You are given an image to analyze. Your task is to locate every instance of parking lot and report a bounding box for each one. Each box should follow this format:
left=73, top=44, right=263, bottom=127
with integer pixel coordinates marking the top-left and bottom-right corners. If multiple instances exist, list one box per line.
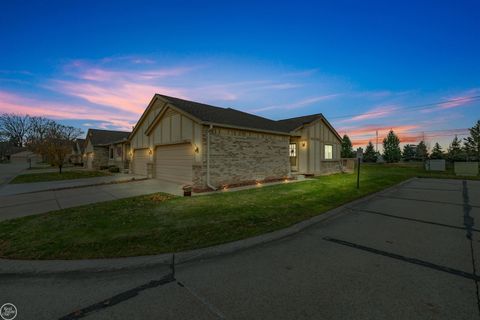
left=1, top=178, right=479, bottom=319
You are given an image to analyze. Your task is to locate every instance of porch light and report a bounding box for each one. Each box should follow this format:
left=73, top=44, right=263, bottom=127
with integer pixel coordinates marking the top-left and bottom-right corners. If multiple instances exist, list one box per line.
left=193, top=145, right=199, bottom=153
left=148, top=148, right=153, bottom=155
left=301, top=141, right=307, bottom=148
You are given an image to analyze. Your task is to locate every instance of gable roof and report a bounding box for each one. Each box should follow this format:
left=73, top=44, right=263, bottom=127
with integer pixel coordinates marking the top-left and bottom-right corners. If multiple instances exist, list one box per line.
left=132, top=93, right=341, bottom=139
left=86, top=129, right=130, bottom=146
left=156, top=94, right=286, bottom=134
left=275, top=114, right=324, bottom=132
left=276, top=113, right=342, bottom=141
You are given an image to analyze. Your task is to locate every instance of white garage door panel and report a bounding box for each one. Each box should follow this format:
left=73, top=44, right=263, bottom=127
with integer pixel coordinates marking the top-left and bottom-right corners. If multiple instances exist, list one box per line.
left=155, top=144, right=193, bottom=184
left=133, top=149, right=149, bottom=176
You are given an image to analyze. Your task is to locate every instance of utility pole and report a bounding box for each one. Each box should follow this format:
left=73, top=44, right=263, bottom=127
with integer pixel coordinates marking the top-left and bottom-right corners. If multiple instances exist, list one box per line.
left=376, top=130, right=378, bottom=152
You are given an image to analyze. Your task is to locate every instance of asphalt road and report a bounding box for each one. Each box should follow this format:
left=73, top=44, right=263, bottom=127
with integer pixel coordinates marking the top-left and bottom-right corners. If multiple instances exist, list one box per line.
left=1, top=178, right=479, bottom=319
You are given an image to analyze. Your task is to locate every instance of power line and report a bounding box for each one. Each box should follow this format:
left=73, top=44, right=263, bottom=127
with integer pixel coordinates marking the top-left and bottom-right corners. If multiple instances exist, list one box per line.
left=329, top=95, right=480, bottom=120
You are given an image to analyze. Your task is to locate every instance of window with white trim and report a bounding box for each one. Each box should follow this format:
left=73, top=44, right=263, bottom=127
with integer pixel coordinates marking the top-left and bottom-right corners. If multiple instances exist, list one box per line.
left=324, top=144, right=333, bottom=160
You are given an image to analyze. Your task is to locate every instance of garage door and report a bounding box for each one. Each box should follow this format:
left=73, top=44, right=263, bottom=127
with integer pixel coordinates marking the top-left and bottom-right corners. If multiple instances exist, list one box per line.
left=155, top=144, right=193, bottom=184
left=133, top=149, right=149, bottom=176
left=86, top=153, right=93, bottom=169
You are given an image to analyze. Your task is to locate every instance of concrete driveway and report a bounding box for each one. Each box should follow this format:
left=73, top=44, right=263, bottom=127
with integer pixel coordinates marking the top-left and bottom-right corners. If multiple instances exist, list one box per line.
left=1, top=178, right=479, bottom=319
left=0, top=162, right=27, bottom=186
left=0, top=179, right=183, bottom=221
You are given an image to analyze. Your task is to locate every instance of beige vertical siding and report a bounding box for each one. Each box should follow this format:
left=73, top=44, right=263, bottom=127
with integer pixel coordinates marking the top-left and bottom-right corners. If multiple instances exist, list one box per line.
left=293, top=119, right=342, bottom=174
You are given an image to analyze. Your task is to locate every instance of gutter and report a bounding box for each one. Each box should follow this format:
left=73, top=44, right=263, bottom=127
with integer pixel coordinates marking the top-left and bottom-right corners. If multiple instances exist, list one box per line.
left=206, top=125, right=217, bottom=190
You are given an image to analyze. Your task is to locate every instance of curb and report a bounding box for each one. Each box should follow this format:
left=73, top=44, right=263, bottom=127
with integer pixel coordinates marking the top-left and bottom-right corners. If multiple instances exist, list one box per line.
left=0, top=178, right=417, bottom=275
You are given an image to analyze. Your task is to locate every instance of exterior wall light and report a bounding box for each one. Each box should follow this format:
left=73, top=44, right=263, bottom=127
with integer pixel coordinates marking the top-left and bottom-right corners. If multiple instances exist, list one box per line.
left=194, top=145, right=199, bottom=153
left=301, top=141, right=307, bottom=148
left=148, top=148, right=153, bottom=155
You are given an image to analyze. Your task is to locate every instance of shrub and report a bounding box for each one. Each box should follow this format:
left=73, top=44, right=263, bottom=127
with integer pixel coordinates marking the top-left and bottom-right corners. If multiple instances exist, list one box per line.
left=108, top=166, right=120, bottom=173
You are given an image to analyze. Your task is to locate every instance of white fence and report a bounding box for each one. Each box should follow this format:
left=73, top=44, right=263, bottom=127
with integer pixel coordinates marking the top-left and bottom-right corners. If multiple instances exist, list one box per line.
left=425, top=159, right=446, bottom=171
left=454, top=162, right=479, bottom=176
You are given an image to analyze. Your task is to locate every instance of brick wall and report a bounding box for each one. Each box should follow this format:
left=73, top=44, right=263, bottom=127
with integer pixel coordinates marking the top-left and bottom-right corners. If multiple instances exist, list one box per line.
left=92, top=147, right=109, bottom=169
left=193, top=127, right=290, bottom=189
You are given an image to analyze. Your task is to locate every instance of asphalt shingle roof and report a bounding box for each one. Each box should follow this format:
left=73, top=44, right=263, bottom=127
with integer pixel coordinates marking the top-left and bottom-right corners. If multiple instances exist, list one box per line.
left=154, top=94, right=338, bottom=139
left=275, top=114, right=324, bottom=132
left=156, top=94, right=286, bottom=133
left=87, top=129, right=130, bottom=146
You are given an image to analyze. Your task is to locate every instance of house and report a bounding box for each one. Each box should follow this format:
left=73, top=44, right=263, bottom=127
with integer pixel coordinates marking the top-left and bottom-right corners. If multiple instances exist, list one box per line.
left=69, top=138, right=85, bottom=165
left=129, top=94, right=342, bottom=190
left=10, top=150, right=42, bottom=164
left=84, top=129, right=131, bottom=170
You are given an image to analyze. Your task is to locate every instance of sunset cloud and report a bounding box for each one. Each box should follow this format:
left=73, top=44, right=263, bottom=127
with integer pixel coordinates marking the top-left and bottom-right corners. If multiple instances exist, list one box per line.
left=0, top=91, right=136, bottom=131
left=338, top=105, right=398, bottom=123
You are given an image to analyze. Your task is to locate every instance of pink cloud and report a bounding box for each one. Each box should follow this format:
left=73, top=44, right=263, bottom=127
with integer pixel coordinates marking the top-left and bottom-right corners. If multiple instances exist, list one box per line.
left=0, top=91, right=136, bottom=131
left=51, top=80, right=184, bottom=114
left=339, top=105, right=398, bottom=123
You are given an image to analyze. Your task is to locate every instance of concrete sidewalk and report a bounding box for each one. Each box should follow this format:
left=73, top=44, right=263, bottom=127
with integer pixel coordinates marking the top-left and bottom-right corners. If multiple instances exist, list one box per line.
left=0, top=179, right=183, bottom=221
left=0, top=173, right=145, bottom=196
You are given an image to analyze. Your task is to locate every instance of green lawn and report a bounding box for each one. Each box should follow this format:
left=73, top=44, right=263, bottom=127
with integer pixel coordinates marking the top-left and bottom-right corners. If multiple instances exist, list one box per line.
left=10, top=170, right=110, bottom=184
left=0, top=164, right=477, bottom=259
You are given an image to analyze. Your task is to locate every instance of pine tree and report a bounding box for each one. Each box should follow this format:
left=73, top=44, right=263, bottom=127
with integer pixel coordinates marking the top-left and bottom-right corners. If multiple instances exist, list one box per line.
left=430, top=142, right=444, bottom=159
left=382, top=130, right=401, bottom=163
left=464, top=120, right=480, bottom=161
left=402, top=144, right=415, bottom=161
left=341, top=134, right=354, bottom=158
left=363, top=141, right=377, bottom=162
left=447, top=135, right=464, bottom=162
left=416, top=141, right=429, bottom=161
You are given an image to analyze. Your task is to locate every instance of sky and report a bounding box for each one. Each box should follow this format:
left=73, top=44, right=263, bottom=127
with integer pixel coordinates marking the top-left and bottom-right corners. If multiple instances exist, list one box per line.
left=1, top=0, right=479, bottom=150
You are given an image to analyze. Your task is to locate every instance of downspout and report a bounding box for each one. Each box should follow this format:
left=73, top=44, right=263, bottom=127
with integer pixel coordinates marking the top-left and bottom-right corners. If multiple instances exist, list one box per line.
left=206, top=124, right=217, bottom=190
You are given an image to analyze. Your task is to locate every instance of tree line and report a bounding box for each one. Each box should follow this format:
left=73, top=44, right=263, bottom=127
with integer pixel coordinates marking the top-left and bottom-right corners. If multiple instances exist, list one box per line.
left=0, top=113, right=83, bottom=172
left=341, top=120, right=480, bottom=163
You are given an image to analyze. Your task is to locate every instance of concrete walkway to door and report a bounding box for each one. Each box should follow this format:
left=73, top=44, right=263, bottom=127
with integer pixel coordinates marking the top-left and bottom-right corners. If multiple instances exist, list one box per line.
left=0, top=179, right=183, bottom=221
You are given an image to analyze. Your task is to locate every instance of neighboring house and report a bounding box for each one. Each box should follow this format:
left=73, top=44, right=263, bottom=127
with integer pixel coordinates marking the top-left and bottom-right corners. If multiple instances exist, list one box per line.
left=10, top=150, right=42, bottom=164
left=69, top=138, right=85, bottom=165
left=84, top=129, right=131, bottom=170
left=129, top=94, right=342, bottom=190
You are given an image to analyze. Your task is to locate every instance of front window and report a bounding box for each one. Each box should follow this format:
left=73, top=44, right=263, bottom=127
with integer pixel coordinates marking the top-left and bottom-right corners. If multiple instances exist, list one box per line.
left=116, top=146, right=122, bottom=157
left=109, top=147, right=114, bottom=159
left=324, top=144, right=333, bottom=160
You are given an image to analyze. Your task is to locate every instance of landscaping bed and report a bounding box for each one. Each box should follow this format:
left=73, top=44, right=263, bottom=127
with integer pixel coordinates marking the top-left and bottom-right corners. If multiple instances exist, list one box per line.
left=0, top=164, right=478, bottom=259
left=10, top=170, right=110, bottom=184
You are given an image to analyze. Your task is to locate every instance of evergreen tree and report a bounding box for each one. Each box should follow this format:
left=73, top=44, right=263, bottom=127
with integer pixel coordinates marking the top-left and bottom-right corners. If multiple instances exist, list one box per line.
left=464, top=120, right=480, bottom=161
left=341, top=134, right=354, bottom=158
left=382, top=130, right=401, bottom=163
left=363, top=141, right=377, bottom=162
left=447, top=135, right=464, bottom=162
left=430, top=142, right=444, bottom=159
left=416, top=141, right=429, bottom=161
left=402, top=144, right=415, bottom=161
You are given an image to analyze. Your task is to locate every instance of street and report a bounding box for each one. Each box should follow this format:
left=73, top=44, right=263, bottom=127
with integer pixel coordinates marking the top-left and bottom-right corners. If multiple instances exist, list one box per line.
left=1, top=178, right=479, bottom=319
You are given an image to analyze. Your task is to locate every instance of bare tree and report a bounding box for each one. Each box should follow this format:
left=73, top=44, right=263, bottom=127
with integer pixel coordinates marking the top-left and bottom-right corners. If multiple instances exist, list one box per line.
left=38, top=123, right=83, bottom=173
left=25, top=116, right=54, bottom=161
left=0, top=113, right=31, bottom=147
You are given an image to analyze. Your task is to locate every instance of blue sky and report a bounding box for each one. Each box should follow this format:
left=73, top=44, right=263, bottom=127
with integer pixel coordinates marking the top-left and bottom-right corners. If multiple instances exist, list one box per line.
left=1, top=0, right=479, bottom=148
